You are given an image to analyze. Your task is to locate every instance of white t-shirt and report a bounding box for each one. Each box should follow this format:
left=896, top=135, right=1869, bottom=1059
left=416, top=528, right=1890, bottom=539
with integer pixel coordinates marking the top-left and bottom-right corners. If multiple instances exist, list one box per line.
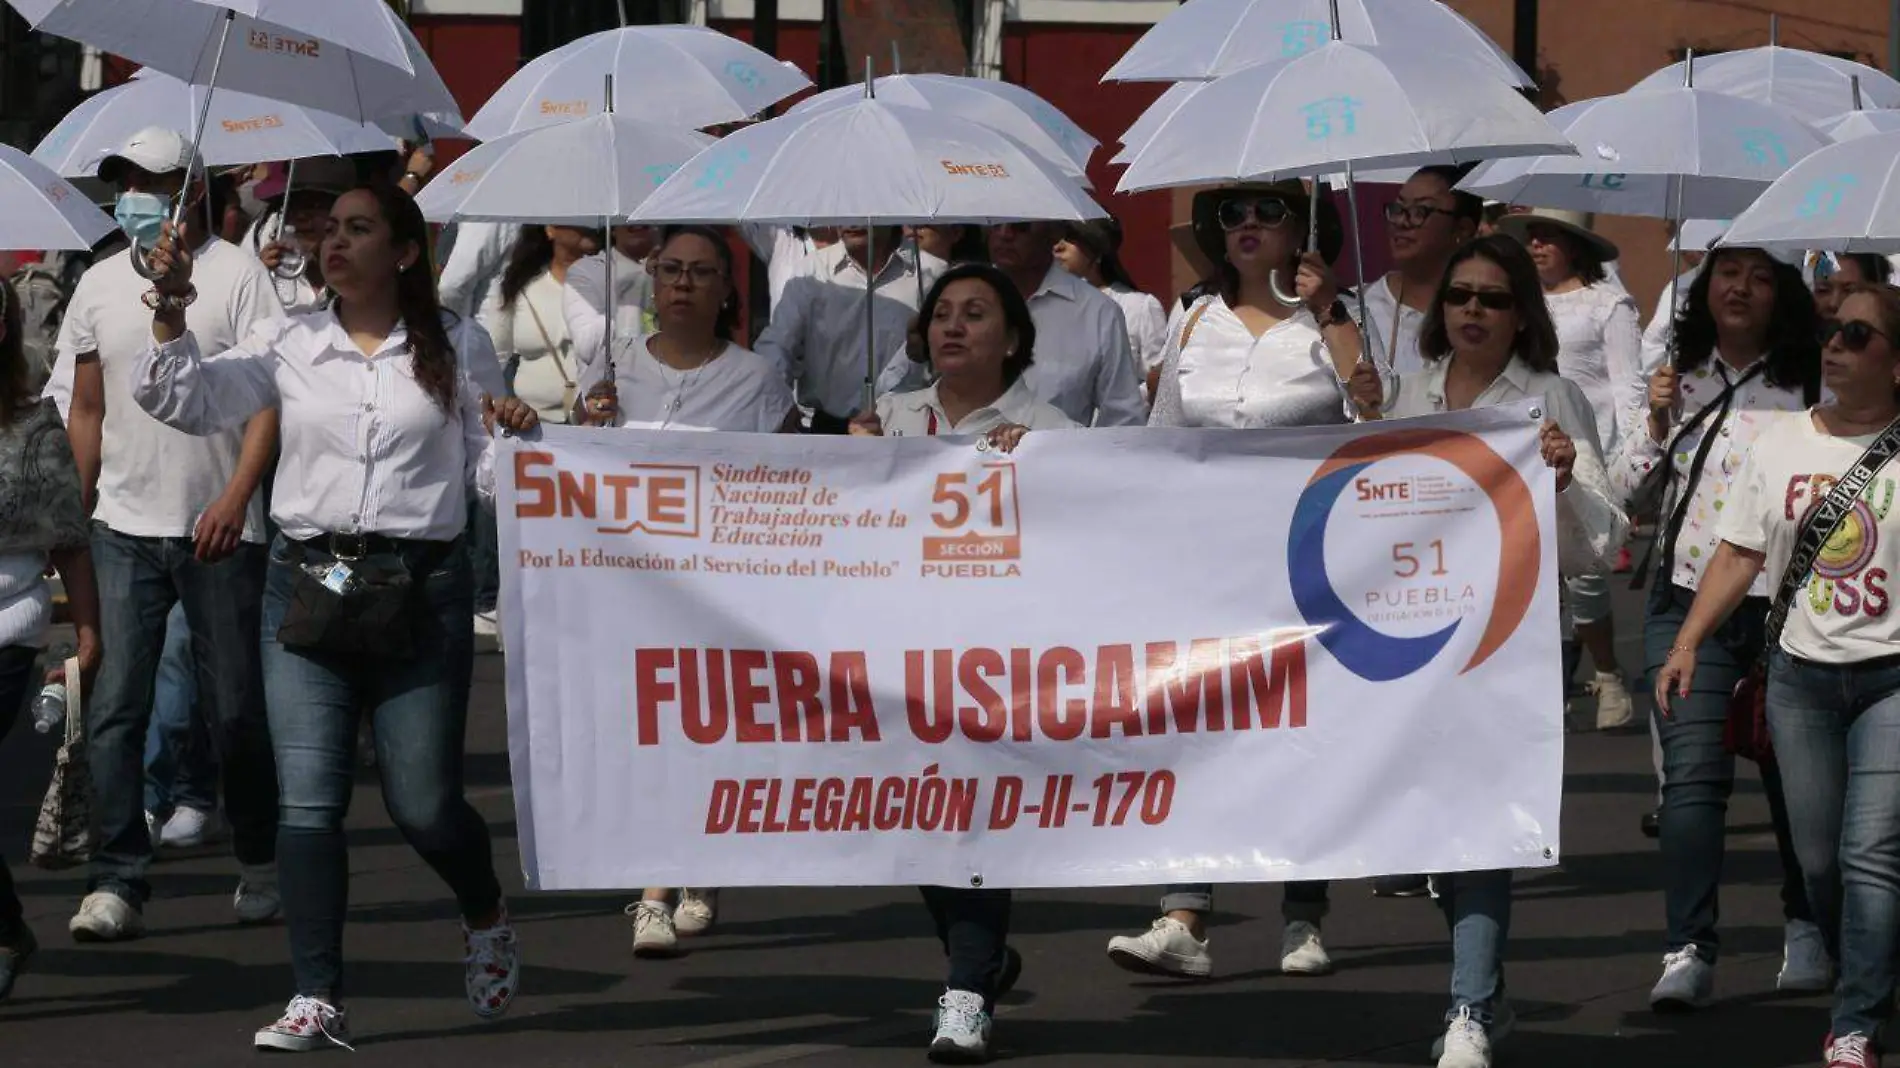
left=483, top=271, right=577, bottom=424
left=581, top=333, right=794, bottom=434
left=53, top=239, right=283, bottom=542
left=1717, top=409, right=1900, bottom=663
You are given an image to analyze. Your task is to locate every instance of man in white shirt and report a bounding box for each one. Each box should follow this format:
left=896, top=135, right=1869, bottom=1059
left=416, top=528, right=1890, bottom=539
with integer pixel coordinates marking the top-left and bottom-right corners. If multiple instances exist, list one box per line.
left=754, top=226, right=936, bottom=433
left=563, top=225, right=657, bottom=387
left=984, top=223, right=1145, bottom=427
left=1359, top=167, right=1481, bottom=376
left=58, top=127, right=286, bottom=941
left=436, top=218, right=518, bottom=319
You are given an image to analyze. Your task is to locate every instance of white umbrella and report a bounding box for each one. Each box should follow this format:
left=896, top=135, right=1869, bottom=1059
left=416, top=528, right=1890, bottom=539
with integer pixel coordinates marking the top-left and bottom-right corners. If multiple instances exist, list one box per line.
left=415, top=113, right=713, bottom=226
left=0, top=143, right=117, bottom=251
left=34, top=69, right=413, bottom=178
left=466, top=25, right=811, bottom=139
left=630, top=98, right=1106, bottom=227
left=1819, top=107, right=1900, bottom=142
left=1458, top=86, right=1829, bottom=220
left=7, top=1, right=459, bottom=126
left=785, top=73, right=1097, bottom=178
left=1115, top=43, right=1571, bottom=194
left=1103, top=0, right=1530, bottom=88
left=1631, top=45, right=1900, bottom=124
left=1110, top=82, right=1198, bottom=166
left=1719, top=131, right=1900, bottom=254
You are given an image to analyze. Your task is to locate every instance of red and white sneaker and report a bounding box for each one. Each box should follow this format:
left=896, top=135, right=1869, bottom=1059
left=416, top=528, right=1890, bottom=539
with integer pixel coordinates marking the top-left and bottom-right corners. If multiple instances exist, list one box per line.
left=1827, top=1033, right=1880, bottom=1068
left=463, top=909, right=520, bottom=1019
left=254, top=995, right=352, bottom=1052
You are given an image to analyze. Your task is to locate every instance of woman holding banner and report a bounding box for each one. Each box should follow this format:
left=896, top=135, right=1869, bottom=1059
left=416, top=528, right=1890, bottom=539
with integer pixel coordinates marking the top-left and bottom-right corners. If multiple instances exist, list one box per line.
left=133, top=186, right=535, bottom=1052
left=1111, top=179, right=1359, bottom=984
left=1349, top=233, right=1626, bottom=1068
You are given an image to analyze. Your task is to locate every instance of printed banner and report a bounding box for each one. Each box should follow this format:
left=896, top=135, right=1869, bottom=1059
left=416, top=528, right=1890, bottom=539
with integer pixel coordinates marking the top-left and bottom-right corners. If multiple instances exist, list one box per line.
left=498, top=406, right=1565, bottom=891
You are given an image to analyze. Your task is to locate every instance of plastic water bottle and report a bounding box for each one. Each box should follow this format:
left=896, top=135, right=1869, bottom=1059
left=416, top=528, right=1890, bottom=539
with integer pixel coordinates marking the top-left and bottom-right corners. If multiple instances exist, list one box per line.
left=30, top=683, right=65, bottom=735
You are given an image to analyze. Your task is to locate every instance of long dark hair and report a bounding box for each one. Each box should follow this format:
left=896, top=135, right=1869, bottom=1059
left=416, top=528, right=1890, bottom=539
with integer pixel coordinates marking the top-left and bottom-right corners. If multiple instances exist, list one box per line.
left=917, top=262, right=1037, bottom=386
left=342, top=184, right=457, bottom=412
left=0, top=278, right=26, bottom=427
left=657, top=224, right=739, bottom=341
left=497, top=225, right=554, bottom=310
left=1419, top=234, right=1561, bottom=374
left=1669, top=247, right=1820, bottom=392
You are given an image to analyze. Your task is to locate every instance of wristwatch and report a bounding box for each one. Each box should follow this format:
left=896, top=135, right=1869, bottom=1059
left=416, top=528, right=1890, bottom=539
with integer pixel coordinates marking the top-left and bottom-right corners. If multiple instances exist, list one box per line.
left=1318, top=298, right=1351, bottom=327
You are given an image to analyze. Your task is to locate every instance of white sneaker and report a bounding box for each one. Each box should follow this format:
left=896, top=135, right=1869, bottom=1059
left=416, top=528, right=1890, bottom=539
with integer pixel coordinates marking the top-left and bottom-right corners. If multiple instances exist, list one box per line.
left=234, top=863, right=281, bottom=925
left=674, top=888, right=718, bottom=937
left=473, top=611, right=499, bottom=637
left=928, top=988, right=992, bottom=1064
left=1435, top=1007, right=1492, bottom=1068
left=1592, top=671, right=1636, bottom=730
left=1106, top=916, right=1212, bottom=978
left=1777, top=919, right=1835, bottom=993
left=628, top=900, right=681, bottom=958
left=463, top=908, right=520, bottom=1019
left=254, top=995, right=353, bottom=1052
left=1280, top=920, right=1333, bottom=976
left=1649, top=947, right=1715, bottom=1010
left=1433, top=1001, right=1514, bottom=1059
left=69, top=891, right=144, bottom=942
left=158, top=805, right=224, bottom=854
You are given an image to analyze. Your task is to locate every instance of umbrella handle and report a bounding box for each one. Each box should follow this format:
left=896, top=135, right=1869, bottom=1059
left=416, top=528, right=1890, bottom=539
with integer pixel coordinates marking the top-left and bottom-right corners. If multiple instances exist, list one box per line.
left=1269, top=267, right=1303, bottom=308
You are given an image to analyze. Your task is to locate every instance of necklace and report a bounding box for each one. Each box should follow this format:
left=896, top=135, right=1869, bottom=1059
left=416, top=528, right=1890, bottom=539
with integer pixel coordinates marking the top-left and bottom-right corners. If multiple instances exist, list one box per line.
left=649, top=336, right=721, bottom=428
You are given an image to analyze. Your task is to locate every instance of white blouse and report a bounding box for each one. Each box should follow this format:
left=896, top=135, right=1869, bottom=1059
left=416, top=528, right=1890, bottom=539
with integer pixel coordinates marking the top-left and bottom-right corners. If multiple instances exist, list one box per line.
left=1149, top=295, right=1349, bottom=429
left=483, top=271, right=577, bottom=424
left=875, top=377, right=1077, bottom=437
left=1385, top=355, right=1628, bottom=577
left=580, top=333, right=795, bottom=434
left=133, top=311, right=499, bottom=542
left=1546, top=283, right=1644, bottom=456
left=1102, top=281, right=1169, bottom=383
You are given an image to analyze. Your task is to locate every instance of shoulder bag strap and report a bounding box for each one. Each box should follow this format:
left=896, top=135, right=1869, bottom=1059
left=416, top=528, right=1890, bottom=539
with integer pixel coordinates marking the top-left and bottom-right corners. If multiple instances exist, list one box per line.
left=1178, top=297, right=1213, bottom=352
left=1636, top=362, right=1766, bottom=586
left=1765, top=414, right=1900, bottom=647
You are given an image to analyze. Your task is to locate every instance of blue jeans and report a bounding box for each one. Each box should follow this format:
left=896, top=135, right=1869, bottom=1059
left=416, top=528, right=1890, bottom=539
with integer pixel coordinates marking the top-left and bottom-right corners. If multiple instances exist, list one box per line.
left=262, top=535, right=501, bottom=999
left=87, top=526, right=276, bottom=905
left=142, top=601, right=217, bottom=818
left=1767, top=649, right=1900, bottom=1039
left=1158, top=881, right=1330, bottom=925
left=1437, top=869, right=1512, bottom=1027
left=0, top=644, right=42, bottom=945
left=1644, top=577, right=1810, bottom=960
left=467, top=499, right=498, bottom=615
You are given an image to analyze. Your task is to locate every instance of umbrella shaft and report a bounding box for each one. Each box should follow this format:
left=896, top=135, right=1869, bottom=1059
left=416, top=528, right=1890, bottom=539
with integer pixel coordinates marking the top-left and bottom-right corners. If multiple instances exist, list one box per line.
left=174, top=11, right=237, bottom=229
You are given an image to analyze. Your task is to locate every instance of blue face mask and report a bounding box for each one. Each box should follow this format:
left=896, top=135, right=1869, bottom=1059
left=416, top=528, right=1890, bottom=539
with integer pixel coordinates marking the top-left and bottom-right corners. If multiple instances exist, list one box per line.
left=113, top=191, right=171, bottom=251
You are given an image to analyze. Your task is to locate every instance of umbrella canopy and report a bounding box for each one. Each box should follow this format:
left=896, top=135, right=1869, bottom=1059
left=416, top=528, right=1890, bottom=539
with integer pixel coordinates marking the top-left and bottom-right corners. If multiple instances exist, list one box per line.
left=466, top=25, right=811, bottom=139
left=1103, top=0, right=1530, bottom=87
left=34, top=69, right=409, bottom=177
left=1818, top=108, right=1900, bottom=142
left=629, top=99, right=1105, bottom=227
left=7, top=0, right=458, bottom=126
left=1110, top=82, right=1198, bottom=166
left=785, top=74, right=1097, bottom=177
left=1459, top=88, right=1829, bottom=220
left=0, top=142, right=118, bottom=251
left=1718, top=131, right=1900, bottom=254
left=415, top=114, right=714, bottom=226
left=1632, top=46, right=1900, bottom=124
left=1115, top=43, right=1573, bottom=194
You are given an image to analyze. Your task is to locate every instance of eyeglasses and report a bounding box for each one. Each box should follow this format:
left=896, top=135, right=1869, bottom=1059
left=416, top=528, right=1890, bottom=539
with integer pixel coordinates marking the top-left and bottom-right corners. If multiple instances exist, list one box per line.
left=1821, top=318, right=1891, bottom=352
left=1383, top=201, right=1458, bottom=228
left=650, top=260, right=725, bottom=287
left=1215, top=197, right=1293, bottom=231
left=1443, top=286, right=1518, bottom=311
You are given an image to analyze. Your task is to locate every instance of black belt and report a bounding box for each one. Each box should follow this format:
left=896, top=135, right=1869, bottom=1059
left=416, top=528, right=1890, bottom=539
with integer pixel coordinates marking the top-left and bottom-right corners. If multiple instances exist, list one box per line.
left=292, top=532, right=455, bottom=562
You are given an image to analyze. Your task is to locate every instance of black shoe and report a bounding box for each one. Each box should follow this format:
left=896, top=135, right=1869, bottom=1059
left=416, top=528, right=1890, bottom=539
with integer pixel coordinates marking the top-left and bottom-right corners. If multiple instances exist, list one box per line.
left=0, top=925, right=38, bottom=1001
left=995, top=945, right=1023, bottom=1002
left=1372, top=875, right=1432, bottom=898
left=1641, top=808, right=1661, bottom=839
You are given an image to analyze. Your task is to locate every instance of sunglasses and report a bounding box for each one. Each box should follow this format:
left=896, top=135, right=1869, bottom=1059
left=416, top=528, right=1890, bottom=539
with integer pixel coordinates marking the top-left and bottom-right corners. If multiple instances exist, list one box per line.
left=1384, top=201, right=1458, bottom=228
left=1215, top=197, right=1294, bottom=231
left=1821, top=318, right=1891, bottom=351
left=1443, top=286, right=1518, bottom=311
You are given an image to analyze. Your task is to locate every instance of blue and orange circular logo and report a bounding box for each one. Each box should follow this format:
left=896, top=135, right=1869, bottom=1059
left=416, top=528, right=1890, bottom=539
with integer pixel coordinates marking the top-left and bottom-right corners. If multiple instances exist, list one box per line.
left=1288, top=428, right=1541, bottom=682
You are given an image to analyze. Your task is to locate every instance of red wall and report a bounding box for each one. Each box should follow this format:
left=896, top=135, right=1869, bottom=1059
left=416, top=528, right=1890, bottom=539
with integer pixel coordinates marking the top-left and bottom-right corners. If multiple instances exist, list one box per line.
left=410, top=15, right=522, bottom=168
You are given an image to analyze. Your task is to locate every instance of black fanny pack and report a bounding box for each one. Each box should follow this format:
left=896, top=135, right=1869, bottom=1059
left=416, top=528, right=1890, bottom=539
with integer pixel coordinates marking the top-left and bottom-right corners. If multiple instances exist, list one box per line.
left=277, top=534, right=449, bottom=659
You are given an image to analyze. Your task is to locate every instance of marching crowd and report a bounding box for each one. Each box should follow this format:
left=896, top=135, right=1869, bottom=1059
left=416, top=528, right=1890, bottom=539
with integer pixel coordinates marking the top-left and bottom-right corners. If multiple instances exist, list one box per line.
left=0, top=119, right=1894, bottom=1068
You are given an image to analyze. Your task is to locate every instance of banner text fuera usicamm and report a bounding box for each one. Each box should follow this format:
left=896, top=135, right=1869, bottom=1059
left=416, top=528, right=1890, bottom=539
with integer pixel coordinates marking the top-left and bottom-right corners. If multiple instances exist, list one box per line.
left=497, top=407, right=1565, bottom=890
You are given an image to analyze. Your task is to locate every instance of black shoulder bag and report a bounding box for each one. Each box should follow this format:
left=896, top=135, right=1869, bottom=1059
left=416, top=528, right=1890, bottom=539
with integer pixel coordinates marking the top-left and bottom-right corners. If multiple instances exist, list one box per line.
left=1727, top=412, right=1900, bottom=764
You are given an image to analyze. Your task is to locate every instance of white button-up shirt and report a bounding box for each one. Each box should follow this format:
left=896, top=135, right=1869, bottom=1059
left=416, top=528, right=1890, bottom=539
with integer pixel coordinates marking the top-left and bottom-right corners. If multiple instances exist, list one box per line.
left=875, top=378, right=1077, bottom=437
left=132, top=311, right=500, bottom=542
left=1386, top=355, right=1628, bottom=577
left=1547, top=283, right=1644, bottom=456
left=1356, top=274, right=1428, bottom=377
left=1015, top=264, right=1144, bottom=428
left=1149, top=295, right=1349, bottom=430
left=578, top=333, right=795, bottom=434
left=754, top=242, right=937, bottom=420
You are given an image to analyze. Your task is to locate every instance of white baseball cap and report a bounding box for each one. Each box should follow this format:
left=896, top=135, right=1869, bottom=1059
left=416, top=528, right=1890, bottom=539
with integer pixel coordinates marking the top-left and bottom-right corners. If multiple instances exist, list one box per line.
left=98, top=126, right=201, bottom=183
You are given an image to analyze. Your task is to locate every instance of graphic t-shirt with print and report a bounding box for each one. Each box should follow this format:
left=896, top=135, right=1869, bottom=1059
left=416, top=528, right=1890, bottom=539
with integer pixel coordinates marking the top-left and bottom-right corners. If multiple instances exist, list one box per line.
left=1717, top=409, right=1899, bottom=664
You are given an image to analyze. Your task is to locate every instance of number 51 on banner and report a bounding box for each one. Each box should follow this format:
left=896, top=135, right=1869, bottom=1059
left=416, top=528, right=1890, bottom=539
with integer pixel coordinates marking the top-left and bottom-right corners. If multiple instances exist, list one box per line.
left=922, top=461, right=1021, bottom=578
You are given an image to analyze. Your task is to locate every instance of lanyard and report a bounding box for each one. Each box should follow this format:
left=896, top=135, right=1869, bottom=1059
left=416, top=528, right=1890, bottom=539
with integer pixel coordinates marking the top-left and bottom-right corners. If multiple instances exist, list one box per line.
left=925, top=408, right=939, bottom=436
